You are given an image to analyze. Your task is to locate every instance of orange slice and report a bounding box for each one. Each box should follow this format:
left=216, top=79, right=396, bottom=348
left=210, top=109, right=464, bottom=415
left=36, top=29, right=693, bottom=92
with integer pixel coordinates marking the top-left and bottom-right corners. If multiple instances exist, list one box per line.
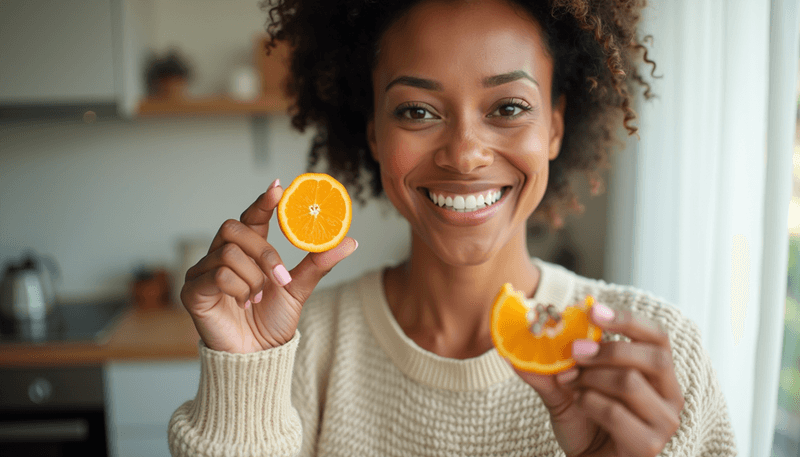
left=277, top=173, right=352, bottom=253
left=490, top=283, right=602, bottom=375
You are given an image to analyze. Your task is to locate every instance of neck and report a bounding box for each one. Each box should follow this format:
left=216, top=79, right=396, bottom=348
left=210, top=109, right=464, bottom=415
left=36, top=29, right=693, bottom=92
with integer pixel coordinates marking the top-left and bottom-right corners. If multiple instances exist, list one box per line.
left=385, top=229, right=541, bottom=359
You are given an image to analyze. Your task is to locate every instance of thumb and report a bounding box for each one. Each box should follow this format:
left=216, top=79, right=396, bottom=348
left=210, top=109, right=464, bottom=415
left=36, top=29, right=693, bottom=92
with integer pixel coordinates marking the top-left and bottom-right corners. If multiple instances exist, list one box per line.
left=284, top=237, right=358, bottom=302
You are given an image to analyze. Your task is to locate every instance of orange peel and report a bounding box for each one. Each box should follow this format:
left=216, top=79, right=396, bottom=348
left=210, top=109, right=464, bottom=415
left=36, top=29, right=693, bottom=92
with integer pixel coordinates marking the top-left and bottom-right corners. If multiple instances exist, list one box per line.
left=491, top=283, right=602, bottom=375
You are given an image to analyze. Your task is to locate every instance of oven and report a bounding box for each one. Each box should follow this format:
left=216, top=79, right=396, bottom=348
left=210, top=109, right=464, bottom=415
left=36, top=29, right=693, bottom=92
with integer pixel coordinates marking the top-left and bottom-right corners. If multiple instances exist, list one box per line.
left=0, top=365, right=108, bottom=456
left=0, top=299, right=128, bottom=457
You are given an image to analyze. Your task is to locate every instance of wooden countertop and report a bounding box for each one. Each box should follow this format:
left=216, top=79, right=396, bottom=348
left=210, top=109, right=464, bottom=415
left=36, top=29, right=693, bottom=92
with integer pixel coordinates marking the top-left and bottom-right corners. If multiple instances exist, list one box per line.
left=0, top=307, right=200, bottom=367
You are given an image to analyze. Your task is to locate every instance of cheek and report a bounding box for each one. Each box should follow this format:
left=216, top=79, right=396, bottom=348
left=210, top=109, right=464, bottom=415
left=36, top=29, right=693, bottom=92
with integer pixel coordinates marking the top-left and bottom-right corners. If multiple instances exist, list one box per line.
left=505, top=128, right=550, bottom=176
left=505, top=128, right=552, bottom=212
left=378, top=130, right=426, bottom=192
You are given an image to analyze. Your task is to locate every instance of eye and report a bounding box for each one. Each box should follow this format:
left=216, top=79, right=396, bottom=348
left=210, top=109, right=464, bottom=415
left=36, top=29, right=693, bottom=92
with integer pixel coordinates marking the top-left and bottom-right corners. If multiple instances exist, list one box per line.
left=489, top=99, right=533, bottom=119
left=394, top=103, right=437, bottom=121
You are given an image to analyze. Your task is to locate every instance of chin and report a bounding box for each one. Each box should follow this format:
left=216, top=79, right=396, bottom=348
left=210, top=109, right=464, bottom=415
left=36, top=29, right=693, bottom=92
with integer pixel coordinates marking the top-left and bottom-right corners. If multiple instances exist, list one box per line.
left=431, top=240, right=496, bottom=267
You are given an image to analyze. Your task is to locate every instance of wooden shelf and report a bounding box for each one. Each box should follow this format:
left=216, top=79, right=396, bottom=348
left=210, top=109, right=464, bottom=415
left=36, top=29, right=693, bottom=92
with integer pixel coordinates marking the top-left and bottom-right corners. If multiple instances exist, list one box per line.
left=136, top=92, right=290, bottom=117
left=135, top=35, right=292, bottom=118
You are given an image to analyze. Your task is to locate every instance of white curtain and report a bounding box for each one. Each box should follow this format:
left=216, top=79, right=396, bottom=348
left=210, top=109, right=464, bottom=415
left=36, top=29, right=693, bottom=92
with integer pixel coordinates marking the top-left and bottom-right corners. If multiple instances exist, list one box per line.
left=604, top=0, right=799, bottom=455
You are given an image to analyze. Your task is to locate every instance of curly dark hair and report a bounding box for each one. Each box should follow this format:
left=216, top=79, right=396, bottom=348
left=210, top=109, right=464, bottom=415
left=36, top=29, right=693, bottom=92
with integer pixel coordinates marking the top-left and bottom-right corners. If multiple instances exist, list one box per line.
left=259, top=0, right=656, bottom=228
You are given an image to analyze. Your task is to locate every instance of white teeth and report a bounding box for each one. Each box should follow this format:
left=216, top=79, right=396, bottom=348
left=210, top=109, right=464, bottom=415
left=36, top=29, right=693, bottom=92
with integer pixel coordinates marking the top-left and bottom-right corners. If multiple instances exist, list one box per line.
left=426, top=188, right=505, bottom=212
left=465, top=195, right=476, bottom=209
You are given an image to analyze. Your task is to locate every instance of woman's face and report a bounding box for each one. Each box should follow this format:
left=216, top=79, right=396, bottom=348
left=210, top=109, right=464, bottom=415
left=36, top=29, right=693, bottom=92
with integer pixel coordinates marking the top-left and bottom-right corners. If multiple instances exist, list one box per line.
left=367, top=0, right=565, bottom=266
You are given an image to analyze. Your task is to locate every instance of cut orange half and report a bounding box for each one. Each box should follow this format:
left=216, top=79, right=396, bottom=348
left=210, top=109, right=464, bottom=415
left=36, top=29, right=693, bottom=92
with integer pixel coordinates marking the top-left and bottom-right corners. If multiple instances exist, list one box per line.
left=277, top=173, right=352, bottom=253
left=491, top=283, right=602, bottom=375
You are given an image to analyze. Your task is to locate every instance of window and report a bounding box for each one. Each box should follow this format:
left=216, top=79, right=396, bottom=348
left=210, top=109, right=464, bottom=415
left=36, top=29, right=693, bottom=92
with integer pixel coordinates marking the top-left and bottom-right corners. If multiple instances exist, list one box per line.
left=771, top=57, right=800, bottom=457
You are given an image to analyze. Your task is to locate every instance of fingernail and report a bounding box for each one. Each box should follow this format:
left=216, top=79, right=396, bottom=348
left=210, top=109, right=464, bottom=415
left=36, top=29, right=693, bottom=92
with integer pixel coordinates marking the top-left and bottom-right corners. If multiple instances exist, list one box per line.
left=244, top=300, right=251, bottom=309
left=556, top=368, right=579, bottom=384
left=273, top=264, right=292, bottom=286
left=592, top=303, right=615, bottom=323
left=254, top=291, right=263, bottom=303
left=572, top=340, right=599, bottom=358
left=268, top=178, right=280, bottom=190
left=353, top=239, right=359, bottom=250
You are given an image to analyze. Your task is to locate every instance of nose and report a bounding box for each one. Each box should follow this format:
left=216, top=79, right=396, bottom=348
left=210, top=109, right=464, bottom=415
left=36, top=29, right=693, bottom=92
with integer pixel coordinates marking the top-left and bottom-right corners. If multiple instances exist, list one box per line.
left=433, top=119, right=493, bottom=174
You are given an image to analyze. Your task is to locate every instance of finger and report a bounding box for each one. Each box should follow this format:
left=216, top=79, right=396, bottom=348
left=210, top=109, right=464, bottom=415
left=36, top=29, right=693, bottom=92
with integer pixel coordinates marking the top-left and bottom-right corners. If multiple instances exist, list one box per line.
left=571, top=340, right=684, bottom=411
left=207, top=180, right=282, bottom=253
left=205, top=219, right=291, bottom=289
left=283, top=237, right=358, bottom=304
left=512, top=365, right=575, bottom=414
left=590, top=304, right=670, bottom=347
left=186, top=243, right=267, bottom=302
left=575, top=389, right=667, bottom=457
left=568, top=367, right=681, bottom=436
left=239, top=178, right=282, bottom=239
left=183, top=266, right=252, bottom=309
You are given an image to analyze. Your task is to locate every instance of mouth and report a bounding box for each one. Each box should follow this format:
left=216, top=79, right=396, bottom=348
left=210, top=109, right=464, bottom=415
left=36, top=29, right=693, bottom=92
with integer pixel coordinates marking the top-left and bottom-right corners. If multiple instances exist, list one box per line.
left=422, top=186, right=511, bottom=213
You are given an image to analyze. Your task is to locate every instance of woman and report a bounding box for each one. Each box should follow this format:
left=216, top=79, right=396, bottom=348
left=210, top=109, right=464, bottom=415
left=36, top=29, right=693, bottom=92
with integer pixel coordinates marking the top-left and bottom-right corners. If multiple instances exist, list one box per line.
left=169, top=0, right=737, bottom=455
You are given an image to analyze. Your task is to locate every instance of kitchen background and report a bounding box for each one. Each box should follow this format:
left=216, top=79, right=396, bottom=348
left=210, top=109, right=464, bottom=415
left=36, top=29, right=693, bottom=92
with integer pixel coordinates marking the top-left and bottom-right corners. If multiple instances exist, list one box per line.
left=0, top=1, right=609, bottom=456
left=5, top=0, right=800, bottom=455
left=6, top=0, right=798, bottom=456
left=0, top=0, right=607, bottom=302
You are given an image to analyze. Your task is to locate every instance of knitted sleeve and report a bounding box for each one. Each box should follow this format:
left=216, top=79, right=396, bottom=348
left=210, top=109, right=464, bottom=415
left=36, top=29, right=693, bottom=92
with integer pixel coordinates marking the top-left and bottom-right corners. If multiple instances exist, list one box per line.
left=167, top=334, right=303, bottom=457
left=658, top=321, right=738, bottom=456
left=620, top=292, right=738, bottom=456
left=590, top=282, right=738, bottom=456
left=689, top=345, right=738, bottom=456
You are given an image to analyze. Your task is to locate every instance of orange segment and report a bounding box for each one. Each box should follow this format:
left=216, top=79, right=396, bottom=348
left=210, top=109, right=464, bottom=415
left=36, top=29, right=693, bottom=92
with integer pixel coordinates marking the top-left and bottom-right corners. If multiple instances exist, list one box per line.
left=490, top=283, right=602, bottom=375
left=277, top=173, right=352, bottom=253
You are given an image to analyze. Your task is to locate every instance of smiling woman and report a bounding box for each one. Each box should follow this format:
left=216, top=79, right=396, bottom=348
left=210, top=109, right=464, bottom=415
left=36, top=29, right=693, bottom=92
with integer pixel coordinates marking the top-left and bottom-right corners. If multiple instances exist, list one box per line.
left=167, top=1, right=737, bottom=456
left=269, top=0, right=651, bottom=229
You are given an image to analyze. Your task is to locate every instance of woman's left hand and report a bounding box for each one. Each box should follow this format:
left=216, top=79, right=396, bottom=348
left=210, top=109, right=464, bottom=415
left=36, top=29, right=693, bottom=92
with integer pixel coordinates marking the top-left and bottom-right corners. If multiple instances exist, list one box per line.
left=512, top=303, right=685, bottom=457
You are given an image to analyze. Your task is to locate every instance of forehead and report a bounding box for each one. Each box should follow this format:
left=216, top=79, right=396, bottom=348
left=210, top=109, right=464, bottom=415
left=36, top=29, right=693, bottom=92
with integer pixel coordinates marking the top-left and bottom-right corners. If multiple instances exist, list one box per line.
left=374, top=0, right=552, bottom=89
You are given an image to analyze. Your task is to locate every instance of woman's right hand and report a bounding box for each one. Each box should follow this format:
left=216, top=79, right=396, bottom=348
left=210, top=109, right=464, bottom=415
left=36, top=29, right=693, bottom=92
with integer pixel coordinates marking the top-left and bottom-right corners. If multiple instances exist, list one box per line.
left=180, top=179, right=358, bottom=354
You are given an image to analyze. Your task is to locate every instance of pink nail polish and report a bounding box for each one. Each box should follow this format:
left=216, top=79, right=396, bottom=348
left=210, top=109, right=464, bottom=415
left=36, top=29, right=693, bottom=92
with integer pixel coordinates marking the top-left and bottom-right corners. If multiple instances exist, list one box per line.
left=244, top=300, right=251, bottom=309
left=268, top=178, right=280, bottom=190
left=273, top=264, right=292, bottom=286
left=254, top=291, right=263, bottom=303
left=354, top=239, right=359, bottom=250
left=592, top=303, right=615, bottom=323
left=572, top=340, right=599, bottom=358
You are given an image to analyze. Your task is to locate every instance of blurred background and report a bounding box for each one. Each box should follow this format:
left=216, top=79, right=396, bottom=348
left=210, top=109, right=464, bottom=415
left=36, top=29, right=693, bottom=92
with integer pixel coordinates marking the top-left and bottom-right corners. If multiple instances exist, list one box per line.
left=0, top=0, right=797, bottom=456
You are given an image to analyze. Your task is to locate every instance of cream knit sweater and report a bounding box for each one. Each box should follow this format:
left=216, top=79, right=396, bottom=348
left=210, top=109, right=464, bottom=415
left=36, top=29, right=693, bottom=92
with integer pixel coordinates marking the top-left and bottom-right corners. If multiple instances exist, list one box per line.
left=168, top=259, right=738, bottom=456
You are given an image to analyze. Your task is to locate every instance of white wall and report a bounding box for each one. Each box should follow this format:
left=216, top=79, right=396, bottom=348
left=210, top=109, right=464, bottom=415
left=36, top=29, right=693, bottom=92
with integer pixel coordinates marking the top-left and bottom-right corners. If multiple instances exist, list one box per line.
left=0, top=116, right=411, bottom=300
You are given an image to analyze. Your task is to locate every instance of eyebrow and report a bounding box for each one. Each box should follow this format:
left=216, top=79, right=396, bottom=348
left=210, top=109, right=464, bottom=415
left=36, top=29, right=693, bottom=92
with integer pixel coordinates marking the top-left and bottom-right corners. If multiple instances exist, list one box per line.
left=384, top=70, right=539, bottom=92
left=482, top=70, right=538, bottom=88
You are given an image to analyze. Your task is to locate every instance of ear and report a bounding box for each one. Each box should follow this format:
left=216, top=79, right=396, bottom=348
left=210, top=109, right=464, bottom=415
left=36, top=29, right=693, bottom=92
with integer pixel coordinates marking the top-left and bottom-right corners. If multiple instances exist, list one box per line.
left=366, top=116, right=378, bottom=162
left=548, top=94, right=566, bottom=161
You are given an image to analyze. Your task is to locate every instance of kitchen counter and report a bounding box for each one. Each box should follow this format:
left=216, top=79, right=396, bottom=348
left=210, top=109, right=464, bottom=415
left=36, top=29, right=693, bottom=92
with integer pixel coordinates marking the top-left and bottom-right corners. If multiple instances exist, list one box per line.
left=0, top=307, right=200, bottom=367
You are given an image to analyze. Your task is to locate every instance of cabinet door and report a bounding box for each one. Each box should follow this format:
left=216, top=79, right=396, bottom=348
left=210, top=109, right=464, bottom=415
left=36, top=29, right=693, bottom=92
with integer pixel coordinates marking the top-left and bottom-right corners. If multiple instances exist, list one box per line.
left=104, top=360, right=200, bottom=457
left=0, top=0, right=118, bottom=103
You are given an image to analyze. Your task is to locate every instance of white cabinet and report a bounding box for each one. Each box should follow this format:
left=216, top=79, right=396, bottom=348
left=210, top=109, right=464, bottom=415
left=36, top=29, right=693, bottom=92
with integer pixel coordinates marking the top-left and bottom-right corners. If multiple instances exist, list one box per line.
left=0, top=0, right=152, bottom=118
left=104, top=360, right=200, bottom=457
left=0, top=0, right=116, bottom=103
